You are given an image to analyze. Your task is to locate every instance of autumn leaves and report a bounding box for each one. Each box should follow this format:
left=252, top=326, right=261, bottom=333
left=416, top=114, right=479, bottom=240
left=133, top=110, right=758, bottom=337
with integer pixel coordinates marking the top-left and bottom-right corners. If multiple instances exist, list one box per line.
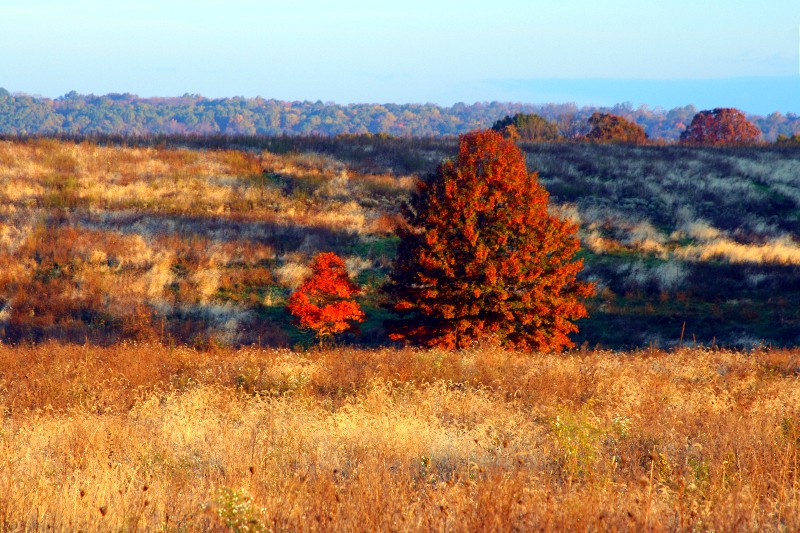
left=288, top=130, right=593, bottom=350
left=287, top=252, right=365, bottom=344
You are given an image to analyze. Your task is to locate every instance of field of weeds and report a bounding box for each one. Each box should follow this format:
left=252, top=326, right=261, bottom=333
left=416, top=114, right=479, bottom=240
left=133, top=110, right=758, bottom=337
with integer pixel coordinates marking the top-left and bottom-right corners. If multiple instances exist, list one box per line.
left=525, top=142, right=800, bottom=348
left=0, top=136, right=800, bottom=348
left=1, top=138, right=799, bottom=529
left=0, top=343, right=798, bottom=530
left=0, top=136, right=799, bottom=348
left=0, top=138, right=412, bottom=346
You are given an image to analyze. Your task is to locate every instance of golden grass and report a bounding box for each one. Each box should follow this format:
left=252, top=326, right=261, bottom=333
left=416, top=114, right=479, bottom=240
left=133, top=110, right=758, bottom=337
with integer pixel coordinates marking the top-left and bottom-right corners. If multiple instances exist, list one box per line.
left=0, top=139, right=416, bottom=344
left=675, top=236, right=800, bottom=265
left=0, top=139, right=409, bottom=230
left=0, top=343, right=798, bottom=530
left=582, top=217, right=800, bottom=266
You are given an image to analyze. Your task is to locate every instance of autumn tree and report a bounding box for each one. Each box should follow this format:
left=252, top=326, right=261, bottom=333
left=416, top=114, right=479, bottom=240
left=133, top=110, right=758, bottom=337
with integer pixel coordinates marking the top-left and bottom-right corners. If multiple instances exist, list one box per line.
left=384, top=129, right=594, bottom=352
left=586, top=112, right=647, bottom=143
left=287, top=252, right=364, bottom=344
left=679, top=108, right=761, bottom=145
left=491, top=113, right=560, bottom=142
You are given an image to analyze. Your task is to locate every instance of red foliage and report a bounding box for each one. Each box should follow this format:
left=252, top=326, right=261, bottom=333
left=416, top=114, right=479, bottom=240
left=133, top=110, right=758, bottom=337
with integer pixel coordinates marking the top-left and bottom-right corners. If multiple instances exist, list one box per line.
left=384, top=130, right=594, bottom=352
left=287, top=252, right=365, bottom=341
left=680, top=108, right=761, bottom=145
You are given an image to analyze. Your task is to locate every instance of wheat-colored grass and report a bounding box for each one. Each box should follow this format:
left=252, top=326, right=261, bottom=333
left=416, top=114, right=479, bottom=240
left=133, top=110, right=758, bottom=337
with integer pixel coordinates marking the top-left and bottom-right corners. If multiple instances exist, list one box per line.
left=0, top=139, right=414, bottom=343
left=675, top=235, right=800, bottom=265
left=0, top=139, right=407, bottom=231
left=0, top=343, right=798, bottom=531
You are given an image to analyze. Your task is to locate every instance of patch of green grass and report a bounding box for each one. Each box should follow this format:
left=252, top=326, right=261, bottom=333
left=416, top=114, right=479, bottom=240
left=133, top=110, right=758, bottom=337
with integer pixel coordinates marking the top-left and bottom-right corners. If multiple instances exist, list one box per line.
left=347, top=235, right=400, bottom=259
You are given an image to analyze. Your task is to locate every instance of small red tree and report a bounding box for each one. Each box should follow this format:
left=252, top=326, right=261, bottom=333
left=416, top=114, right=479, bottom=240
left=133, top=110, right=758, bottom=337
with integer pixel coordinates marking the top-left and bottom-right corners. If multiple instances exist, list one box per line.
left=384, top=129, right=594, bottom=352
left=680, top=108, right=761, bottom=145
left=287, top=252, right=364, bottom=343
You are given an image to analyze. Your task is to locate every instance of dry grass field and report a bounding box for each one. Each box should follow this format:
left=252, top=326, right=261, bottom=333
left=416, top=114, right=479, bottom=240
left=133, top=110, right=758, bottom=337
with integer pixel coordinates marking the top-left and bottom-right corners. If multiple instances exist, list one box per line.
left=1, top=137, right=799, bottom=348
left=0, top=343, right=798, bottom=531
left=2, top=137, right=799, bottom=349
left=0, top=138, right=412, bottom=347
left=1, top=137, right=799, bottom=530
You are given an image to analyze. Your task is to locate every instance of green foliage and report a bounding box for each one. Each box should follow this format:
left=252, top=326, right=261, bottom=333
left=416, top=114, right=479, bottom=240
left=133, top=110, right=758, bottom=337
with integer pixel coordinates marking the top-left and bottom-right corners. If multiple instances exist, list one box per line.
left=214, top=487, right=267, bottom=532
left=0, top=91, right=797, bottom=140
left=550, top=409, right=604, bottom=480
left=491, top=113, right=560, bottom=142
left=776, top=133, right=800, bottom=146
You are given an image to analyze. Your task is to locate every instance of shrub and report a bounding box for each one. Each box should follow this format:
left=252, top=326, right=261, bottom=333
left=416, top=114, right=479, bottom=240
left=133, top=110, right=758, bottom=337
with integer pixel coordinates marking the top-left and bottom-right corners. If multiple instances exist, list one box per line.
left=384, top=130, right=594, bottom=351
left=775, top=133, right=800, bottom=146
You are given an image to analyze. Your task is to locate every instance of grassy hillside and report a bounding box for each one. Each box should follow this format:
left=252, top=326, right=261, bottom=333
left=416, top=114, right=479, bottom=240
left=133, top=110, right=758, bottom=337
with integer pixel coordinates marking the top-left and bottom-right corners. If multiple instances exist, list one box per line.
left=527, top=142, right=800, bottom=348
left=0, top=138, right=412, bottom=347
left=1, top=137, right=799, bottom=529
left=0, top=343, right=798, bottom=530
left=1, top=136, right=798, bottom=348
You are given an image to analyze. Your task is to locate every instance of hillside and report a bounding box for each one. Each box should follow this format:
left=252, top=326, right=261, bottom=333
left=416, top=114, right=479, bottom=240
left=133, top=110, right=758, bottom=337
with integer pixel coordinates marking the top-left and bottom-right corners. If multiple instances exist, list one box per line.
left=0, top=136, right=798, bottom=348
left=0, top=136, right=800, bottom=347
left=0, top=134, right=799, bottom=530
left=528, top=142, right=800, bottom=348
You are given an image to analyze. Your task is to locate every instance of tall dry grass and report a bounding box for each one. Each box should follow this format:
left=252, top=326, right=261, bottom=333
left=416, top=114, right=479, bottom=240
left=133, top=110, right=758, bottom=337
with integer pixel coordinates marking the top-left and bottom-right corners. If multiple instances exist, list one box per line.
left=0, top=139, right=410, bottom=231
left=0, top=139, right=414, bottom=345
left=0, top=343, right=798, bottom=530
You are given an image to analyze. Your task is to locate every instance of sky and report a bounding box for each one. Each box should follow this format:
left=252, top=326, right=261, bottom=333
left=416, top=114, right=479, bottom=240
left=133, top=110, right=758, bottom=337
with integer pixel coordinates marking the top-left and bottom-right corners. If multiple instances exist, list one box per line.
left=1, top=0, right=798, bottom=114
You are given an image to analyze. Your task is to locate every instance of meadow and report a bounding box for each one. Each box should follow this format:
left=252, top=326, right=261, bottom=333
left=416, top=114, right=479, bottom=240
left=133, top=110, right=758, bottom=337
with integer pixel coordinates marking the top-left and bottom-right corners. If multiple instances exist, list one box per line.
left=1, top=343, right=799, bottom=531
left=0, top=136, right=798, bottom=348
left=0, top=136, right=799, bottom=530
left=0, top=137, right=414, bottom=347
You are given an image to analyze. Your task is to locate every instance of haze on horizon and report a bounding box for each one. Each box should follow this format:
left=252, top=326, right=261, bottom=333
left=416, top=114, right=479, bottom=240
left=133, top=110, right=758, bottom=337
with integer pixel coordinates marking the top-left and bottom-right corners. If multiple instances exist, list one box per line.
left=1, top=0, right=798, bottom=115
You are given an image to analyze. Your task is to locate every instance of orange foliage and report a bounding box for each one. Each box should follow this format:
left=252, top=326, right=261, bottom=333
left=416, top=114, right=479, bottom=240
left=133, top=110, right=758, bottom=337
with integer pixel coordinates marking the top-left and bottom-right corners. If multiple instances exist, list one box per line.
left=287, top=252, right=364, bottom=341
left=586, top=112, right=648, bottom=143
left=385, top=130, right=594, bottom=352
left=680, top=108, right=762, bottom=145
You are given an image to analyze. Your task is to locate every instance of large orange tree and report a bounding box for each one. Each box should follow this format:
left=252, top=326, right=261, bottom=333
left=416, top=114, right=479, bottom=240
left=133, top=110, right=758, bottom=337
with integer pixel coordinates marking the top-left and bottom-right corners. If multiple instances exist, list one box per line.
left=384, top=130, right=594, bottom=351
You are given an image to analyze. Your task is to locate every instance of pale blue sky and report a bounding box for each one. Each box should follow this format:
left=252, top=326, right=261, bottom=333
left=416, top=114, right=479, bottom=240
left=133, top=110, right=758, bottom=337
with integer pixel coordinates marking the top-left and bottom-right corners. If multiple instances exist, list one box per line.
left=1, top=0, right=798, bottom=113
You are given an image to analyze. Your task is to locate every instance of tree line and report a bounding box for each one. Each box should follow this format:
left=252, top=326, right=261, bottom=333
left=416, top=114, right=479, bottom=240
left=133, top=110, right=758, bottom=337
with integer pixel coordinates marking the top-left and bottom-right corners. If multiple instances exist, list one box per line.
left=0, top=88, right=798, bottom=141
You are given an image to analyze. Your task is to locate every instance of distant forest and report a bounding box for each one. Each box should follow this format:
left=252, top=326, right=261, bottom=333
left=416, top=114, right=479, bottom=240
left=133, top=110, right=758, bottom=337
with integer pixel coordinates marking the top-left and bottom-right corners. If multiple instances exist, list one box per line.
left=1, top=88, right=798, bottom=141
